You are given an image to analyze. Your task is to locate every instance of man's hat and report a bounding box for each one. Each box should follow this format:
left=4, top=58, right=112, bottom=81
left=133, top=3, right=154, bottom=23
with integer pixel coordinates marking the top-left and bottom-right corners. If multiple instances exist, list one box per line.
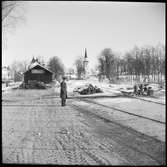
left=62, top=76, right=67, bottom=79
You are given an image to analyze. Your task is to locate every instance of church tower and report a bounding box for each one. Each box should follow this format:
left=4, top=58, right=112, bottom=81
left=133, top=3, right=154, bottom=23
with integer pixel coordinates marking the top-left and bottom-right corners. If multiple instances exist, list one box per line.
left=83, top=48, right=89, bottom=78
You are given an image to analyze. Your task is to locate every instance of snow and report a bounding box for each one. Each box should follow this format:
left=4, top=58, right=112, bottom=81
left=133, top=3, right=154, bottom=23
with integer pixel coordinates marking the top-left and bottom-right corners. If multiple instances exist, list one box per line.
left=66, top=78, right=116, bottom=94
left=65, top=77, right=165, bottom=101
left=93, top=97, right=165, bottom=122
left=2, top=82, right=22, bottom=93
left=66, top=77, right=135, bottom=94
left=94, top=98, right=132, bottom=103
left=73, top=99, right=165, bottom=142
left=67, top=77, right=165, bottom=141
left=2, top=78, right=165, bottom=164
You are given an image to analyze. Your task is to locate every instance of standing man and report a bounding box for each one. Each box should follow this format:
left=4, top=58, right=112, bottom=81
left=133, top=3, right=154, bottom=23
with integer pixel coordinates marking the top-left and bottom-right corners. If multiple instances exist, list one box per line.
left=133, top=84, right=138, bottom=96
left=60, top=76, right=67, bottom=106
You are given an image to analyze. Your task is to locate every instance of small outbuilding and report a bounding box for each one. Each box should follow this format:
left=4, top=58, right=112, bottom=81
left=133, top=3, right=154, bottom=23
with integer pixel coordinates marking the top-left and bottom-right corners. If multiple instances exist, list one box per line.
left=23, top=62, right=53, bottom=84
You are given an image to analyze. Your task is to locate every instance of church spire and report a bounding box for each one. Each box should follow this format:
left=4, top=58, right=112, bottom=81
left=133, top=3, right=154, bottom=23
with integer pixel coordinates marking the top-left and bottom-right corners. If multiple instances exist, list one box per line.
left=84, top=48, right=87, bottom=58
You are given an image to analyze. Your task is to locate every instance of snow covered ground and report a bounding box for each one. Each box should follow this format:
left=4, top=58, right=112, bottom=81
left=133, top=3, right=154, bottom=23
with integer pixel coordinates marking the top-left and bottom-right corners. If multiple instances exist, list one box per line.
left=2, top=82, right=22, bottom=93
left=3, top=77, right=165, bottom=103
left=73, top=99, right=165, bottom=142
left=66, top=77, right=165, bottom=101
left=2, top=78, right=165, bottom=165
left=67, top=77, right=131, bottom=94
left=67, top=77, right=166, bottom=142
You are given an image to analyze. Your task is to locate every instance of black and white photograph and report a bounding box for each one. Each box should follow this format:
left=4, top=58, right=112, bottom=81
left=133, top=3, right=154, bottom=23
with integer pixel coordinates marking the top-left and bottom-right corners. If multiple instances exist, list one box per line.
left=2, top=1, right=166, bottom=165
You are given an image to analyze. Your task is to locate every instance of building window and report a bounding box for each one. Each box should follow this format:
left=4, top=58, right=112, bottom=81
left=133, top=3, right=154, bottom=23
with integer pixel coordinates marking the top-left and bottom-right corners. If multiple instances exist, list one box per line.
left=31, top=69, right=44, bottom=74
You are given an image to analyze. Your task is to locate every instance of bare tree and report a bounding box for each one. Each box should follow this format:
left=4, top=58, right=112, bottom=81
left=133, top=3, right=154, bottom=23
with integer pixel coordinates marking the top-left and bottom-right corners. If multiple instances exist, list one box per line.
left=74, top=56, right=85, bottom=79
left=156, top=44, right=165, bottom=83
left=119, top=44, right=165, bottom=84
left=22, top=59, right=29, bottom=72
left=10, top=60, right=28, bottom=73
left=2, top=1, right=25, bottom=30
left=36, top=55, right=45, bottom=66
left=97, top=44, right=165, bottom=84
left=98, top=48, right=117, bottom=83
left=9, top=59, right=29, bottom=81
left=2, top=1, right=26, bottom=48
left=47, top=56, right=65, bottom=80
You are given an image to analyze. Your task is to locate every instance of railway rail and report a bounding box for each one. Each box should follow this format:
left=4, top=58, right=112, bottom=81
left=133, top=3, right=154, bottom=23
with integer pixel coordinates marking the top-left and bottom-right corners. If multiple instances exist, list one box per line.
left=122, top=93, right=165, bottom=105
left=76, top=98, right=165, bottom=125
left=70, top=103, right=164, bottom=165
left=2, top=95, right=165, bottom=165
left=3, top=93, right=165, bottom=124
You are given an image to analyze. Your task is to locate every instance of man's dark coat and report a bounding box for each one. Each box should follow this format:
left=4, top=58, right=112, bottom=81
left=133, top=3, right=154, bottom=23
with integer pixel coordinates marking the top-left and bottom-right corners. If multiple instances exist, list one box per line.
left=60, top=81, right=67, bottom=99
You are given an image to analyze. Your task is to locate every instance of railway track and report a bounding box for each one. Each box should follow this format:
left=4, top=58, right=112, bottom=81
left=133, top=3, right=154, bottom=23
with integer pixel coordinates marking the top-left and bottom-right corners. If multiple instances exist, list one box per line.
left=3, top=94, right=165, bottom=124
left=71, top=103, right=165, bottom=142
left=70, top=103, right=164, bottom=165
left=3, top=95, right=165, bottom=165
left=122, top=93, right=165, bottom=105
left=76, top=98, right=165, bottom=125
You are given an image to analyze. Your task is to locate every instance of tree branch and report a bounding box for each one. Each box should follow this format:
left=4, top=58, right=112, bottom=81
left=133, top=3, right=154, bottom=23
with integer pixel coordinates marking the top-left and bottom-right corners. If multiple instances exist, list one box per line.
left=2, top=3, right=17, bottom=21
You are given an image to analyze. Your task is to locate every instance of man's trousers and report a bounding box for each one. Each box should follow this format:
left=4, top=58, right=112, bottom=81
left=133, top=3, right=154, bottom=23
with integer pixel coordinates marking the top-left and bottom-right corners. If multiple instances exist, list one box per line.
left=61, top=98, right=66, bottom=106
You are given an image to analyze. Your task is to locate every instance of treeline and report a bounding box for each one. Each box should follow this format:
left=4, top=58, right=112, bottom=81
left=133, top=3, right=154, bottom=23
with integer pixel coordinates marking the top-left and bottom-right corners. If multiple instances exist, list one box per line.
left=97, top=44, right=165, bottom=84
left=6, top=44, right=165, bottom=84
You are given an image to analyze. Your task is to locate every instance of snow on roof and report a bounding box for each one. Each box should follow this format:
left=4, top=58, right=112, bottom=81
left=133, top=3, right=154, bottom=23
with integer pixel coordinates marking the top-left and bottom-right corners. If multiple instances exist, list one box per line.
left=24, top=62, right=54, bottom=74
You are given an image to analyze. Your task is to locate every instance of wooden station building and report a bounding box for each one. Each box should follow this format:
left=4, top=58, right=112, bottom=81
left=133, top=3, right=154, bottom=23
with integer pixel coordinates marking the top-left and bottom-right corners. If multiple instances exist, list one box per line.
left=23, top=62, right=53, bottom=84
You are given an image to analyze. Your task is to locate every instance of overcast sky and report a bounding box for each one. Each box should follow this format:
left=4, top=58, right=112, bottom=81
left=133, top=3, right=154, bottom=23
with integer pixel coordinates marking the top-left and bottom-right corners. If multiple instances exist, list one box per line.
left=2, top=1, right=165, bottom=70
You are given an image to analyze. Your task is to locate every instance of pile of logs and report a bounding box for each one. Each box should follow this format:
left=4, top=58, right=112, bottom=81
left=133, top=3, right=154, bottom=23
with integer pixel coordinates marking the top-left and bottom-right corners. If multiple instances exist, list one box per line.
left=73, top=84, right=103, bottom=95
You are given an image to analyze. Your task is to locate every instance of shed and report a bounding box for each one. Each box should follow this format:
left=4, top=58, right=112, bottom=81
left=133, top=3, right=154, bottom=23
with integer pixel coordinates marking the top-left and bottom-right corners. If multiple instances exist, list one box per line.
left=23, top=63, right=53, bottom=84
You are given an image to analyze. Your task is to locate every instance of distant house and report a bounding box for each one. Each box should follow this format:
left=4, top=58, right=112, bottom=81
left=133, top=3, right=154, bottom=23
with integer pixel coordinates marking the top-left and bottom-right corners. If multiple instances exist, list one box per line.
left=2, top=66, right=12, bottom=82
left=23, top=62, right=53, bottom=83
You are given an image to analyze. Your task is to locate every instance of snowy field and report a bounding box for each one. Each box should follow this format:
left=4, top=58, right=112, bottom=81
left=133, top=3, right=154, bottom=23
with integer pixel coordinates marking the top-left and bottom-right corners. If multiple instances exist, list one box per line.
left=2, top=77, right=165, bottom=102
left=65, top=77, right=165, bottom=101
left=66, top=77, right=131, bottom=95
left=2, top=82, right=22, bottom=93
left=92, top=97, right=165, bottom=122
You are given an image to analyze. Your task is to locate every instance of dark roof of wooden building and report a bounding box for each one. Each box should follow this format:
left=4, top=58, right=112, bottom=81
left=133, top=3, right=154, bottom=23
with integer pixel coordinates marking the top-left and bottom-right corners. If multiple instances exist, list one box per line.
left=23, top=62, right=53, bottom=74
